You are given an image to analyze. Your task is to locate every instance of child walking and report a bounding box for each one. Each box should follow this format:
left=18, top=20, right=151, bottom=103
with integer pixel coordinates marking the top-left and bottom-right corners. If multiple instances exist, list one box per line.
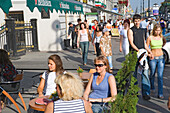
left=100, top=28, right=113, bottom=69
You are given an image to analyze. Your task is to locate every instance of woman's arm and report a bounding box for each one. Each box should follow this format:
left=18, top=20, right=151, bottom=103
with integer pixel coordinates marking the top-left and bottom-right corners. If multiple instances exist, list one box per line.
left=119, top=35, right=123, bottom=52
left=108, top=75, right=117, bottom=102
left=146, top=36, right=151, bottom=47
left=100, top=38, right=106, bottom=56
left=37, top=78, right=45, bottom=97
left=77, top=30, right=81, bottom=48
left=83, top=74, right=93, bottom=101
left=92, top=31, right=96, bottom=44
left=83, top=100, right=93, bottom=113
left=146, top=36, right=154, bottom=59
left=44, top=102, right=54, bottom=113
left=162, top=36, right=166, bottom=47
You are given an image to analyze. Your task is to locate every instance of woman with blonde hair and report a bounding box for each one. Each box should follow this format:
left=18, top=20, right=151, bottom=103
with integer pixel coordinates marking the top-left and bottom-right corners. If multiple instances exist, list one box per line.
left=45, top=73, right=93, bottom=113
left=146, top=24, right=166, bottom=99
left=37, top=54, right=64, bottom=97
left=83, top=55, right=117, bottom=113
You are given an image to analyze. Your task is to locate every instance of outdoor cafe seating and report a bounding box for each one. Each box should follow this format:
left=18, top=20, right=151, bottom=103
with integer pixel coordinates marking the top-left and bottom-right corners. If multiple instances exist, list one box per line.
left=0, top=72, right=27, bottom=113
left=29, top=69, right=93, bottom=112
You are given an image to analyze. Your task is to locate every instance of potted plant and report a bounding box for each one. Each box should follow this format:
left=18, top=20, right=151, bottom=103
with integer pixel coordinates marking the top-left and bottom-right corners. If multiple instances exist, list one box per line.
left=49, top=91, right=58, bottom=101
left=77, top=67, right=84, bottom=77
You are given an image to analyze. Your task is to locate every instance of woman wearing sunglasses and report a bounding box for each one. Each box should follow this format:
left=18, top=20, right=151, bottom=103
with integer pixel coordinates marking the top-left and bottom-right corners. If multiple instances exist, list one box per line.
left=83, top=55, right=117, bottom=113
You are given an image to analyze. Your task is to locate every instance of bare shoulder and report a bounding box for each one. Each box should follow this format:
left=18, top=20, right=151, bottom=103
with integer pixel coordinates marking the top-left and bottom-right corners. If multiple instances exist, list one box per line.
left=127, top=29, right=133, bottom=36
left=108, top=75, right=115, bottom=81
left=127, top=28, right=132, bottom=33
left=147, top=35, right=152, bottom=40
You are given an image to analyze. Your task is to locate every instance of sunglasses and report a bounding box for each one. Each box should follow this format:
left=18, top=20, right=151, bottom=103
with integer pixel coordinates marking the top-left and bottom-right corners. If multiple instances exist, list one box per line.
left=94, top=64, right=105, bottom=67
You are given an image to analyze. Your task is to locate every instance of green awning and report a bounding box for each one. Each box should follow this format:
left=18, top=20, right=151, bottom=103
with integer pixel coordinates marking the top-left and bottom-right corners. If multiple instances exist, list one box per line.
left=27, top=0, right=83, bottom=14
left=0, top=0, right=12, bottom=14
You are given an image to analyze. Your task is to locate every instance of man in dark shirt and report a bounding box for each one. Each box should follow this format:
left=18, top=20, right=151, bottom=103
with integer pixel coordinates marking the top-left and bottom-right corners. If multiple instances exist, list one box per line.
left=128, top=14, right=153, bottom=100
left=68, top=22, right=76, bottom=49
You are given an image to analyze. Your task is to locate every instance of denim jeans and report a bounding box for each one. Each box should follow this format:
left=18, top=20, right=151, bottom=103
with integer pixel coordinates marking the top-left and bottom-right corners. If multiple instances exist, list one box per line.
left=149, top=55, right=165, bottom=96
left=107, top=56, right=113, bottom=69
left=91, top=103, right=109, bottom=113
left=80, top=41, right=89, bottom=64
left=134, top=62, right=150, bottom=96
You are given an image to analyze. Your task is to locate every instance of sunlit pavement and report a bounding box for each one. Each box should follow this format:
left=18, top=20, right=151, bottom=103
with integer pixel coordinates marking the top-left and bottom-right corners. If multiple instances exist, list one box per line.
left=2, top=36, right=170, bottom=113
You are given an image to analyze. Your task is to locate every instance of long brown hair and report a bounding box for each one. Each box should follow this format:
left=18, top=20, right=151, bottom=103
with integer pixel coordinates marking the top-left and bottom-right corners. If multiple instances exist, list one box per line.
left=0, top=49, right=12, bottom=65
left=94, top=55, right=112, bottom=73
left=151, top=24, right=163, bottom=37
left=48, top=54, right=64, bottom=74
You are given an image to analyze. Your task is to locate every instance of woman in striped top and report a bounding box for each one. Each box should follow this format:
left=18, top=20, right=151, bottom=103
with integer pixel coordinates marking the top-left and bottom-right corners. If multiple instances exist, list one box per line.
left=45, top=73, right=93, bottom=113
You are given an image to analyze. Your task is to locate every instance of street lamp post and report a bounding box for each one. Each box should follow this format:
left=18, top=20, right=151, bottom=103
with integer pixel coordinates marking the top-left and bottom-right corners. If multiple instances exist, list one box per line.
left=165, top=0, right=168, bottom=20
left=148, top=0, right=150, bottom=17
left=143, top=0, right=144, bottom=17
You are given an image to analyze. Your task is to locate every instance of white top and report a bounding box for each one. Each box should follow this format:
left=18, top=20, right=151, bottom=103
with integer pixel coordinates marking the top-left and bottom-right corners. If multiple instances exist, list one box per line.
left=42, top=71, right=56, bottom=96
left=80, top=30, right=89, bottom=42
left=140, top=20, right=148, bottom=28
left=95, top=35, right=102, bottom=43
left=54, top=99, right=85, bottom=113
left=120, top=29, right=129, bottom=55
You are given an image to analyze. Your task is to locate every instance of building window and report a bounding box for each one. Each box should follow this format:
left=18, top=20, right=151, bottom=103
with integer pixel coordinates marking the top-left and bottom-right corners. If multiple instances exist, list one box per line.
left=41, top=8, right=50, bottom=19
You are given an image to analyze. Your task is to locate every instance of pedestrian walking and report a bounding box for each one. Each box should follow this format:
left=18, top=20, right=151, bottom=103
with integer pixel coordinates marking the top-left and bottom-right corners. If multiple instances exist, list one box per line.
left=106, top=20, right=112, bottom=35
left=119, top=19, right=130, bottom=56
left=84, top=19, right=89, bottom=30
left=75, top=18, right=82, bottom=53
left=160, top=18, right=166, bottom=35
left=92, top=26, right=103, bottom=56
left=147, top=18, right=153, bottom=36
left=140, top=17, right=148, bottom=40
left=146, top=24, right=166, bottom=99
left=118, top=22, right=123, bottom=34
left=77, top=22, right=91, bottom=65
left=91, top=20, right=98, bottom=55
left=67, top=22, right=76, bottom=49
left=100, top=28, right=113, bottom=69
left=127, top=14, right=153, bottom=100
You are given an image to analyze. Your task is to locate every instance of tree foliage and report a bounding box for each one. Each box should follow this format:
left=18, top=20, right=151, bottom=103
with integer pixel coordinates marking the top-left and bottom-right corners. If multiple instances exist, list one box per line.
left=110, top=51, right=140, bottom=113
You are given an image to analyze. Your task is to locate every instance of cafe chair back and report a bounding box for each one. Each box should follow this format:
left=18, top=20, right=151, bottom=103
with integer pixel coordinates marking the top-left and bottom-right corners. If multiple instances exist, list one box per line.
left=0, top=73, right=27, bottom=111
left=0, top=87, right=21, bottom=113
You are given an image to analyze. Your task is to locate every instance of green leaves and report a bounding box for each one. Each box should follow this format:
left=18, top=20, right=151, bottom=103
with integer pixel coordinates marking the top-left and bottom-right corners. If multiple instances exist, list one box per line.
left=110, top=51, right=140, bottom=113
left=77, top=67, right=84, bottom=73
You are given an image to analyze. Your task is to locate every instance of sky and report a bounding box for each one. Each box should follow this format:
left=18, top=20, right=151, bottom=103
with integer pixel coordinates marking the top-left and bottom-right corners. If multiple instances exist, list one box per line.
left=130, top=0, right=164, bottom=13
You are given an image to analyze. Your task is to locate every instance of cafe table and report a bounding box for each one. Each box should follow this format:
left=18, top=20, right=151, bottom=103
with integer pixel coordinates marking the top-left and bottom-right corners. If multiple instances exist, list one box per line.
left=29, top=96, right=47, bottom=111
left=29, top=72, right=92, bottom=111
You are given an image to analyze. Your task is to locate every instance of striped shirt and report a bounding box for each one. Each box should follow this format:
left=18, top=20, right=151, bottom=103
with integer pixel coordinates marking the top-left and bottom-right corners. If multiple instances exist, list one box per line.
left=53, top=99, right=85, bottom=113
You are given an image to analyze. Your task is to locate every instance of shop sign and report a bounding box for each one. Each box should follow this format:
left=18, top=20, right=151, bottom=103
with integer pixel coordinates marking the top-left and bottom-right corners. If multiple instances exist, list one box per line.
left=60, top=2, right=70, bottom=9
left=35, top=0, right=52, bottom=7
left=74, top=5, right=81, bottom=11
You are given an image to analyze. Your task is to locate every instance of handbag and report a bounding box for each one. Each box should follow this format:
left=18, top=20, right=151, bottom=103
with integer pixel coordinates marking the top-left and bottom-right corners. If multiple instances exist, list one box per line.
left=87, top=29, right=92, bottom=42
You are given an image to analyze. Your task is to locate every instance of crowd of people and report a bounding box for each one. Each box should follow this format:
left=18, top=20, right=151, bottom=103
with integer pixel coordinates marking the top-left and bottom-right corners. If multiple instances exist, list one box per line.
left=0, top=13, right=169, bottom=112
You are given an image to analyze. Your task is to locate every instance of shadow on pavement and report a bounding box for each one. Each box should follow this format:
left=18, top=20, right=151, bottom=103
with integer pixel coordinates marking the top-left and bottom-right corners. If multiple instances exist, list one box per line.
left=116, top=57, right=125, bottom=63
